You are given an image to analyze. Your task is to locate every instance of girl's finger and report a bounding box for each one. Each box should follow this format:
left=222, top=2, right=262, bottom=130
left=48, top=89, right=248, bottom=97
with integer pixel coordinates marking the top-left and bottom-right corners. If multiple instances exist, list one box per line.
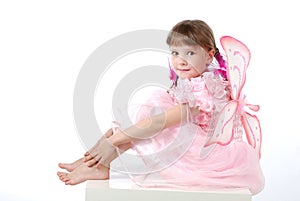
left=86, top=158, right=97, bottom=167
left=84, top=155, right=93, bottom=162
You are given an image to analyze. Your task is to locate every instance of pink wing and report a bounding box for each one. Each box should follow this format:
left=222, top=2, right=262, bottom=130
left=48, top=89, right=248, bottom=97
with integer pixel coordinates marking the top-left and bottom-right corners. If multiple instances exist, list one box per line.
left=220, top=36, right=250, bottom=100
left=202, top=36, right=262, bottom=159
left=241, top=112, right=262, bottom=158
left=205, top=100, right=238, bottom=147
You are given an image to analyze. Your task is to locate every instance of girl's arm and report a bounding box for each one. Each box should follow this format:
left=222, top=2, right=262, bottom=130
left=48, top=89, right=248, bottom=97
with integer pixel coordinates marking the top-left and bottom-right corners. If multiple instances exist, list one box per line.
left=84, top=103, right=191, bottom=167
left=109, top=103, right=188, bottom=147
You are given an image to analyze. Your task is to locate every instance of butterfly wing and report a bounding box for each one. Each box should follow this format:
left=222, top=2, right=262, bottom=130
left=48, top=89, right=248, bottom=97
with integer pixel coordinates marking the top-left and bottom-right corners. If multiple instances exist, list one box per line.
left=241, top=112, right=262, bottom=158
left=202, top=36, right=262, bottom=159
left=220, top=36, right=250, bottom=100
left=205, top=100, right=238, bottom=146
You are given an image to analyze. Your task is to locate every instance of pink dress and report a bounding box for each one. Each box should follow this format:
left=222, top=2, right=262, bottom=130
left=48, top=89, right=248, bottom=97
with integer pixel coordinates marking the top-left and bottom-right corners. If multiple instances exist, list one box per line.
left=126, top=71, right=264, bottom=195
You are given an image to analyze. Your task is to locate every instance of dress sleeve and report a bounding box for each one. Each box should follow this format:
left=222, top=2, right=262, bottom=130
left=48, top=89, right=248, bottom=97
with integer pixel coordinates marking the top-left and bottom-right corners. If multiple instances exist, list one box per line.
left=170, top=72, right=230, bottom=128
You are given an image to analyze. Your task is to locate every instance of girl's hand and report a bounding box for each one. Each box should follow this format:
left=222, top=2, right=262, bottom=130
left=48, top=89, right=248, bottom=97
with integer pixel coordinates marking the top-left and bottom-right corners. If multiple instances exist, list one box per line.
left=84, top=137, right=117, bottom=167
left=84, top=128, right=116, bottom=167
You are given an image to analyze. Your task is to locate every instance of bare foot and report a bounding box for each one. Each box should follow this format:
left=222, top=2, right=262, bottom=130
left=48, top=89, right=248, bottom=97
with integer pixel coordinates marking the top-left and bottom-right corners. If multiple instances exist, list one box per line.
left=57, top=162, right=109, bottom=185
left=58, top=158, right=84, bottom=172
left=57, top=171, right=69, bottom=182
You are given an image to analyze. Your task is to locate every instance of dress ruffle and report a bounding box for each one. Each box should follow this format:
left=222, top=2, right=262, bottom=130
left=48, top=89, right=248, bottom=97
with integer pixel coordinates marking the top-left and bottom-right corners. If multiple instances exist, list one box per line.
left=119, top=71, right=264, bottom=195
left=169, top=72, right=230, bottom=131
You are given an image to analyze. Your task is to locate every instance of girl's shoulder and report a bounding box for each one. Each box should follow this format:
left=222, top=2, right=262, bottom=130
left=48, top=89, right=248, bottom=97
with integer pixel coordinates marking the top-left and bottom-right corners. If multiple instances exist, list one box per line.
left=188, top=71, right=230, bottom=98
left=201, top=71, right=230, bottom=99
left=171, top=71, right=230, bottom=108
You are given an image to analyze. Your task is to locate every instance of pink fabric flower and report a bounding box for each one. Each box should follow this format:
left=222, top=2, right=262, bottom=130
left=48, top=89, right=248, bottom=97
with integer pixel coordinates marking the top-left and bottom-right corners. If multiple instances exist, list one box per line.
left=170, top=72, right=230, bottom=128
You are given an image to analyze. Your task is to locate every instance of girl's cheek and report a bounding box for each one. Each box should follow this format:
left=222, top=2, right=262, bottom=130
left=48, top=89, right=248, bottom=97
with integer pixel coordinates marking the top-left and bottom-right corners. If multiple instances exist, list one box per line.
left=171, top=60, right=177, bottom=68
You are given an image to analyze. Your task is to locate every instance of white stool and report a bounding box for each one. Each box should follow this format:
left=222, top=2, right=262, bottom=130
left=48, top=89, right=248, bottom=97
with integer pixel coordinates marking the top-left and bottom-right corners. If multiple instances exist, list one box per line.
left=85, top=173, right=252, bottom=201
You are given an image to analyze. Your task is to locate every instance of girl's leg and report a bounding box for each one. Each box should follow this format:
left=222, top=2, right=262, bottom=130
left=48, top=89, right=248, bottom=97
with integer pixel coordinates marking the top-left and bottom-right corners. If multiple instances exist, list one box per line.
left=57, top=142, right=132, bottom=185
left=58, top=128, right=115, bottom=172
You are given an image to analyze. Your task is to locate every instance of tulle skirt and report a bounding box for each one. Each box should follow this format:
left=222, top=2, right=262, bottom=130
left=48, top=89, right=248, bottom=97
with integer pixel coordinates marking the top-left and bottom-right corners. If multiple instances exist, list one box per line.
left=124, top=88, right=264, bottom=195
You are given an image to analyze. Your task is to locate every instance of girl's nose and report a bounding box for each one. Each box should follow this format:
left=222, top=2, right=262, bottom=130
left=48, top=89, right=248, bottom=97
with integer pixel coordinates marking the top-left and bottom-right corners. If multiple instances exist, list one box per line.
left=176, top=56, right=188, bottom=66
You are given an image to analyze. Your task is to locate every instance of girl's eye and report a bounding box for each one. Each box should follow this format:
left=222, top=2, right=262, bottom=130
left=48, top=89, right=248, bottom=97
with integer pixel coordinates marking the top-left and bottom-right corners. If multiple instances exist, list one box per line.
left=187, top=51, right=195, bottom=56
left=171, top=51, right=178, bottom=56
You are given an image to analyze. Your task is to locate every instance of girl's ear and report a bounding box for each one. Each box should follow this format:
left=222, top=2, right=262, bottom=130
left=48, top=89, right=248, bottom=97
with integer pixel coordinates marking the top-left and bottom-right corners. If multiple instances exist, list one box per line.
left=206, top=49, right=215, bottom=64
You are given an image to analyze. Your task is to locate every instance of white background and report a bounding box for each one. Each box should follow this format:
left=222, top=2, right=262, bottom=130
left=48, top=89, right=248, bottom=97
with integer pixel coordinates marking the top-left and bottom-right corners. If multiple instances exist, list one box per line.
left=0, top=0, right=299, bottom=201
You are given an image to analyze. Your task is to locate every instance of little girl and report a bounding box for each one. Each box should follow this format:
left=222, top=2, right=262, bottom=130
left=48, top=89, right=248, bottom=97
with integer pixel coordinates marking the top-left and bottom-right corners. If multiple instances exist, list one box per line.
left=58, top=19, right=265, bottom=195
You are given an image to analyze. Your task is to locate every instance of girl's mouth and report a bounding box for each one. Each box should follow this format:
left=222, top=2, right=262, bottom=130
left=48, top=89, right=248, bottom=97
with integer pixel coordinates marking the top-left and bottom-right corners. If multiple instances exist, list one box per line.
left=177, top=69, right=190, bottom=71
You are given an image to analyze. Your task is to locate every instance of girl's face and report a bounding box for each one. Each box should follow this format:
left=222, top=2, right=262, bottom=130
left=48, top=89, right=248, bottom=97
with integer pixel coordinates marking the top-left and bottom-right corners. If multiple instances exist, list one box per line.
left=169, top=45, right=214, bottom=79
